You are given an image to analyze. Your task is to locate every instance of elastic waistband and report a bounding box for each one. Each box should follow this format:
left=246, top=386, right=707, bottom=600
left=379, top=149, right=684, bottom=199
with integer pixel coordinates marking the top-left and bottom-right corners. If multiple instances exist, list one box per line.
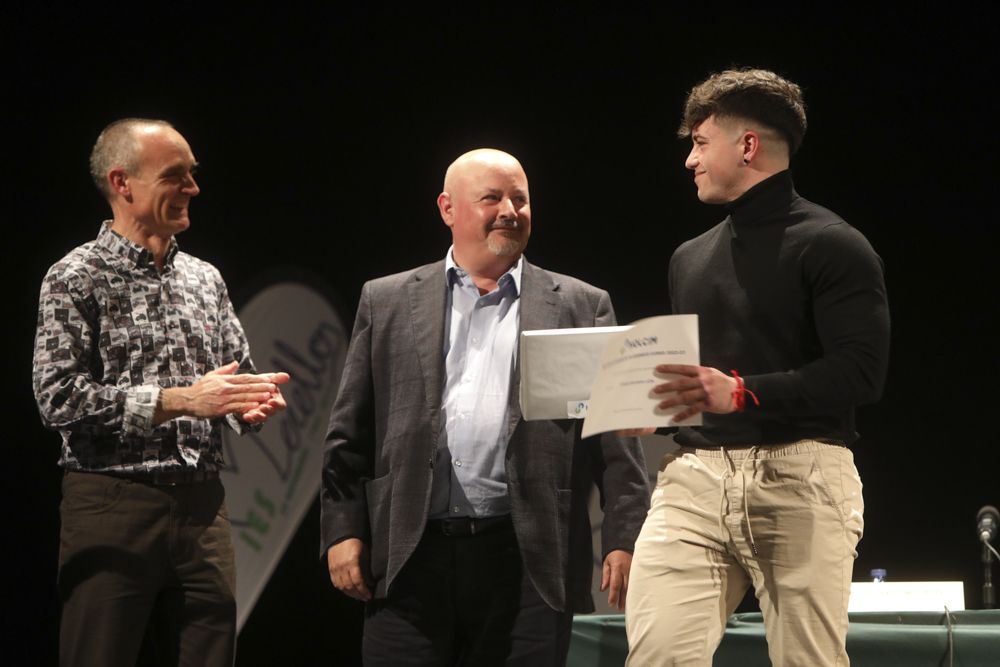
left=681, top=439, right=847, bottom=459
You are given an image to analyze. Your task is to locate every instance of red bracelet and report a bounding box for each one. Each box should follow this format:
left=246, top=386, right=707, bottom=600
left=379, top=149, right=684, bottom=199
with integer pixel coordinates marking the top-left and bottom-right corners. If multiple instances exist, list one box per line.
left=730, top=370, right=760, bottom=412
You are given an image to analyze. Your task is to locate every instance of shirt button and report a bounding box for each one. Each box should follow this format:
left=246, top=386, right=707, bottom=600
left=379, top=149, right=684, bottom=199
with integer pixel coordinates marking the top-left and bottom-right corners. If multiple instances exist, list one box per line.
left=452, top=506, right=460, bottom=513
left=471, top=337, right=479, bottom=344
left=455, top=460, right=462, bottom=467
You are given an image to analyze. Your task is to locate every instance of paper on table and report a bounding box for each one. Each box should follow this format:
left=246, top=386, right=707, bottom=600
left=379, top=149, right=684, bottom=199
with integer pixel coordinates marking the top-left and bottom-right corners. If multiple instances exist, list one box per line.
left=581, top=315, right=700, bottom=439
left=519, top=325, right=631, bottom=421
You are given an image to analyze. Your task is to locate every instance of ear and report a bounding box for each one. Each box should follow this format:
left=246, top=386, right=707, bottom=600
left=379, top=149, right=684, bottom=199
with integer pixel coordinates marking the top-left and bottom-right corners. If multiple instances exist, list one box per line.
left=108, top=168, right=132, bottom=201
left=437, top=192, right=454, bottom=228
left=741, top=130, right=760, bottom=165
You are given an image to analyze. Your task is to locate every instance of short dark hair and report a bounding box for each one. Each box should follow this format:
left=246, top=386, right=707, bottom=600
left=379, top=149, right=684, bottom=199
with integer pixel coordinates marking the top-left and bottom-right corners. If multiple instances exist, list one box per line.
left=89, top=118, right=173, bottom=199
left=679, top=68, right=807, bottom=154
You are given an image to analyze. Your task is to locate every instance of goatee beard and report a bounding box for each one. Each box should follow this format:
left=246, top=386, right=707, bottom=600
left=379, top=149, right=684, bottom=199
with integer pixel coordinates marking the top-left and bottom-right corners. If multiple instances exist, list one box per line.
left=487, top=236, right=522, bottom=257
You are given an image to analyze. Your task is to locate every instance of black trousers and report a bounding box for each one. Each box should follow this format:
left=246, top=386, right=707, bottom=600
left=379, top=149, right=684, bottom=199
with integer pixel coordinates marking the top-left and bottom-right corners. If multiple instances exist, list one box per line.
left=362, top=518, right=574, bottom=666
left=58, top=471, right=237, bottom=667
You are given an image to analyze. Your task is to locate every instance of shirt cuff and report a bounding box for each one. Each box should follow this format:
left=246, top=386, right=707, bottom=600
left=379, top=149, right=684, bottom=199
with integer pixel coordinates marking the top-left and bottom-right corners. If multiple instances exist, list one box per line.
left=226, top=412, right=262, bottom=435
left=124, top=385, right=160, bottom=437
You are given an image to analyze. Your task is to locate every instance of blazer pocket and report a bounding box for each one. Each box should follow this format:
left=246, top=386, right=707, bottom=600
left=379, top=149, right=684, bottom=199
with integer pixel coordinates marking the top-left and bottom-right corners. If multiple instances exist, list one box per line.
left=364, top=472, right=393, bottom=581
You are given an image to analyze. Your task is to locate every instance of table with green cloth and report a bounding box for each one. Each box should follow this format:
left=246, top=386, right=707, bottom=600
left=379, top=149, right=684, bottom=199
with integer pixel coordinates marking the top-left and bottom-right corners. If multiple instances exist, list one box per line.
left=568, top=611, right=1000, bottom=666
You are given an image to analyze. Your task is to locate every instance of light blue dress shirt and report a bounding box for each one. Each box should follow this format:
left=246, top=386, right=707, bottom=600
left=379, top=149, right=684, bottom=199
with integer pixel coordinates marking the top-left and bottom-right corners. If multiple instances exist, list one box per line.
left=428, top=248, right=522, bottom=519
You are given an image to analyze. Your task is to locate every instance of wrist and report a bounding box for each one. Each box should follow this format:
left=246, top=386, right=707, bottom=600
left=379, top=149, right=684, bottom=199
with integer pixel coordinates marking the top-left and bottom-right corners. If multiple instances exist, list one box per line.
left=729, top=370, right=760, bottom=412
left=156, top=386, right=191, bottom=422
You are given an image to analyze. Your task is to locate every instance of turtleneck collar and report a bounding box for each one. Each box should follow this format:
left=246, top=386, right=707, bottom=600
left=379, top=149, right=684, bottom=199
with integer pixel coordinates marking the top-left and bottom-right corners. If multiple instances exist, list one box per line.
left=725, top=170, right=797, bottom=230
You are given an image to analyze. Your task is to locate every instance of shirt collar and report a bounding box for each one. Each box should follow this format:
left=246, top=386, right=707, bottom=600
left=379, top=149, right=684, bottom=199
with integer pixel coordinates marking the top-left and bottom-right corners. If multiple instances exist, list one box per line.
left=444, top=245, right=523, bottom=296
left=96, top=221, right=179, bottom=270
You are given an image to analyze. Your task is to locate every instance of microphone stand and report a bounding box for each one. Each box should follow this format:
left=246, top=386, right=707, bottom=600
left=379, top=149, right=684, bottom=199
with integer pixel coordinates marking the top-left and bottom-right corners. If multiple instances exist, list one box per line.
left=984, top=542, right=995, bottom=609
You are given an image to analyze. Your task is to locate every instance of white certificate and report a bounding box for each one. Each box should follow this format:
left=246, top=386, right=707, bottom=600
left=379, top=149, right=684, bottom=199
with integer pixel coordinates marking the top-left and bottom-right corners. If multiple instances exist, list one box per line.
left=519, top=325, right=631, bottom=421
left=581, top=315, right=700, bottom=438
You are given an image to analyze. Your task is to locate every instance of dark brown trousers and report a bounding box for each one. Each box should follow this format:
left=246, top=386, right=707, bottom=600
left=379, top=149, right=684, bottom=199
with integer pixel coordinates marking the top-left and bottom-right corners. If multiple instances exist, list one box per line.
left=58, top=471, right=237, bottom=667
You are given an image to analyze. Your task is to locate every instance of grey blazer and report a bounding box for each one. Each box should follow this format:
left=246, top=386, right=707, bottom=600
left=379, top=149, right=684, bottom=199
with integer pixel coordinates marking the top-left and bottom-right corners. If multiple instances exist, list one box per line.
left=320, top=258, right=650, bottom=613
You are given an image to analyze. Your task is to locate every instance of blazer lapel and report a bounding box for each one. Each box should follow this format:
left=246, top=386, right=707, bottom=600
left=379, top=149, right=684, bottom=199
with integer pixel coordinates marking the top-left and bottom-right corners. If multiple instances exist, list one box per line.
left=407, top=261, right=447, bottom=435
left=507, top=259, right=562, bottom=434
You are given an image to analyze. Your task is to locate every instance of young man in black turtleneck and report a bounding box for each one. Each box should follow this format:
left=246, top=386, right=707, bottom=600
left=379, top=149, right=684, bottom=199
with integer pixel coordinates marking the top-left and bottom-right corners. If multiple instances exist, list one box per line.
left=624, top=69, right=890, bottom=666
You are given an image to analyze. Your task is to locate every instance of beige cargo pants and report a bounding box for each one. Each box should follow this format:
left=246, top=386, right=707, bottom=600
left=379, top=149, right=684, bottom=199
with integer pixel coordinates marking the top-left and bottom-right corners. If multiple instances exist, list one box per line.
left=625, top=441, right=864, bottom=667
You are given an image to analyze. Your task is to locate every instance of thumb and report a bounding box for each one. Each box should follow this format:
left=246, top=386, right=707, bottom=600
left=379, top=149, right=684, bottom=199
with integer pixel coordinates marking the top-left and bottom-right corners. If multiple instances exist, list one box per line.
left=210, top=360, right=240, bottom=376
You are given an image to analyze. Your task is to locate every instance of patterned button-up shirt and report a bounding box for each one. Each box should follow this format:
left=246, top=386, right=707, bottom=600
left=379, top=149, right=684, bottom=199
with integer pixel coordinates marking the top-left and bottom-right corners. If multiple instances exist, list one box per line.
left=32, top=222, right=257, bottom=474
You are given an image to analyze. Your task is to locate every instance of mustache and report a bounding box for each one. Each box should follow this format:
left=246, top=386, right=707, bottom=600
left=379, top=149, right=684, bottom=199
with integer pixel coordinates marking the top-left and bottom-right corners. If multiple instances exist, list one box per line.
left=488, top=217, right=520, bottom=231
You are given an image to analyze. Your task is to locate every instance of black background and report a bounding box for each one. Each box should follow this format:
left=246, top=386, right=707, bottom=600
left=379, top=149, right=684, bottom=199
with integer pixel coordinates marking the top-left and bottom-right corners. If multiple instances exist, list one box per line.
left=4, top=4, right=999, bottom=665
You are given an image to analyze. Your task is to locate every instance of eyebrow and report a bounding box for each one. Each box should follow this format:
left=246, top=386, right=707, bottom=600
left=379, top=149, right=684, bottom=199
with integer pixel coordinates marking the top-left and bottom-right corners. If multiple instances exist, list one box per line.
left=477, top=188, right=528, bottom=198
left=160, top=161, right=199, bottom=176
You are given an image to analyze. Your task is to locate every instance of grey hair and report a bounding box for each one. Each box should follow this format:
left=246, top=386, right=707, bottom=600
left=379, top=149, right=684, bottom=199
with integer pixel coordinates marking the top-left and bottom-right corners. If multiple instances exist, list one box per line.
left=89, top=118, right=173, bottom=199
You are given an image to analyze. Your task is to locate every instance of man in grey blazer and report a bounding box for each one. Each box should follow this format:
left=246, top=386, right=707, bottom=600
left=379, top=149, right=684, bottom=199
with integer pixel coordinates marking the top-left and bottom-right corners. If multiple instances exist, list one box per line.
left=320, top=148, right=650, bottom=665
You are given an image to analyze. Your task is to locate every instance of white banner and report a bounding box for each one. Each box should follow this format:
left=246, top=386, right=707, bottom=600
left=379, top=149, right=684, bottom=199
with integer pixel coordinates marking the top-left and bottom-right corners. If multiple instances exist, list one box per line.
left=221, top=281, right=348, bottom=631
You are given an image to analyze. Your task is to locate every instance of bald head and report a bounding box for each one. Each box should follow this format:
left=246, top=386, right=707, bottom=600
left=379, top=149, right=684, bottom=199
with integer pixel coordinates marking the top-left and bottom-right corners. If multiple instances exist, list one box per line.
left=437, top=148, right=531, bottom=280
left=443, top=149, right=525, bottom=192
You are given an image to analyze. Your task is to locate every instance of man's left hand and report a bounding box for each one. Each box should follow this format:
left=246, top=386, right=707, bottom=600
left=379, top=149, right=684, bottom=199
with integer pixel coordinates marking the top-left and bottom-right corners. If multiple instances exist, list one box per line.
left=600, top=549, right=633, bottom=610
left=241, top=372, right=291, bottom=424
left=653, top=364, right=737, bottom=421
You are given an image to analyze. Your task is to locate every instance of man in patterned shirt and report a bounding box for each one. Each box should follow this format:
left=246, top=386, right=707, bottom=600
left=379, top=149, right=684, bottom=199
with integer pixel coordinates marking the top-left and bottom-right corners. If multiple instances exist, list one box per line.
left=33, top=118, right=290, bottom=666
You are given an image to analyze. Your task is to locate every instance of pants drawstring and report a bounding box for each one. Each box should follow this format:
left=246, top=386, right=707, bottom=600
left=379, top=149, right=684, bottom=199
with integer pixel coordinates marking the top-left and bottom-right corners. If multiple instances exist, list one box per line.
left=719, top=447, right=731, bottom=541
left=720, top=446, right=760, bottom=558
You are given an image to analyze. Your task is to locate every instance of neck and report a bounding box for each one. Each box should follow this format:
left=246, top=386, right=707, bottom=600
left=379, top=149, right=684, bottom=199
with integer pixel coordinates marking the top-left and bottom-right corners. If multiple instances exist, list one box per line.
left=110, top=215, right=171, bottom=270
left=452, top=248, right=518, bottom=295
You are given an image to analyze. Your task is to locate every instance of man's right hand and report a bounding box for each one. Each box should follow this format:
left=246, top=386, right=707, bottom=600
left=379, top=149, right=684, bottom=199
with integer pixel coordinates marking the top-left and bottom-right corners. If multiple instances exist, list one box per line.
left=327, top=538, right=373, bottom=601
left=156, top=361, right=286, bottom=424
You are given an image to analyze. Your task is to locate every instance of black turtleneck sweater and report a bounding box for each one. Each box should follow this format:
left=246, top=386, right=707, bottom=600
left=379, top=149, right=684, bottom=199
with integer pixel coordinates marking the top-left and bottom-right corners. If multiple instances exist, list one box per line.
left=669, top=170, right=890, bottom=447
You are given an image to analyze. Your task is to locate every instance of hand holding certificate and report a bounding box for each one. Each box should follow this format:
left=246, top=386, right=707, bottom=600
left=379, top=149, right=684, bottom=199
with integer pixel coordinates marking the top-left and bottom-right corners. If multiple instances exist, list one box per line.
left=581, top=315, right=700, bottom=438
